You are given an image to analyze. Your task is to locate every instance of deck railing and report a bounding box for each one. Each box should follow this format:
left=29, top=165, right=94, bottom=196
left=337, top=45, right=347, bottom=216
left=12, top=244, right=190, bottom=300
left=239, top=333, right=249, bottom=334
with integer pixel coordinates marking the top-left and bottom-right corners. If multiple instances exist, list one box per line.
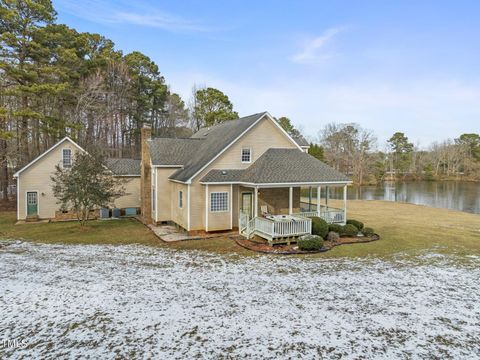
left=273, top=218, right=311, bottom=238
left=240, top=213, right=311, bottom=242
left=254, top=217, right=274, bottom=237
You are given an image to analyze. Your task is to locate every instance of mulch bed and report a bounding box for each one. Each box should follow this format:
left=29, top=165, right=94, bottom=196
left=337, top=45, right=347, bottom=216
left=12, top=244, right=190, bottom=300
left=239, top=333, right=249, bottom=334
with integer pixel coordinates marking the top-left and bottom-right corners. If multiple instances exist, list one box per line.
left=233, top=234, right=380, bottom=255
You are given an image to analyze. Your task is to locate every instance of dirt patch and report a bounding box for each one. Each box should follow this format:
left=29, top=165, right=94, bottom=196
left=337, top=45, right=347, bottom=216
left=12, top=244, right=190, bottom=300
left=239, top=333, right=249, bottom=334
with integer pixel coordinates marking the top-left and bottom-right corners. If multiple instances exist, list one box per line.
left=0, top=200, right=16, bottom=212
left=234, top=234, right=380, bottom=254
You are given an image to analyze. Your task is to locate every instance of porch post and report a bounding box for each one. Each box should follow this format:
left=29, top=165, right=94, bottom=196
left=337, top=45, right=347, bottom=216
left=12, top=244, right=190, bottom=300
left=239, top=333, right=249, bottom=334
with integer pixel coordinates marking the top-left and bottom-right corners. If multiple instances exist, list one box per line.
left=205, top=184, right=209, bottom=232
left=326, top=186, right=330, bottom=207
left=343, top=184, right=347, bottom=224
left=289, top=186, right=293, bottom=215
left=308, top=187, right=312, bottom=211
left=317, top=186, right=321, bottom=216
left=230, top=184, right=233, bottom=229
left=254, top=187, right=258, bottom=217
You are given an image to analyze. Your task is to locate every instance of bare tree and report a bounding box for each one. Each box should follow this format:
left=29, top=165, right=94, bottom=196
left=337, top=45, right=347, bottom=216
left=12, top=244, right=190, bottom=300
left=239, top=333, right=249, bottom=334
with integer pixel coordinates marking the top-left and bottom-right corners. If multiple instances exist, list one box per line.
left=318, top=123, right=377, bottom=185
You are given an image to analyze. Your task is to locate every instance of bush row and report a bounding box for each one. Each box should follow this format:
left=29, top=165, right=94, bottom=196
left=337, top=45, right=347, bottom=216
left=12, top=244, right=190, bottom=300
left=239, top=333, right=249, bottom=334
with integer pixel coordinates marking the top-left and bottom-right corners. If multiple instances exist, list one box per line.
left=298, top=218, right=376, bottom=251
left=308, top=217, right=375, bottom=239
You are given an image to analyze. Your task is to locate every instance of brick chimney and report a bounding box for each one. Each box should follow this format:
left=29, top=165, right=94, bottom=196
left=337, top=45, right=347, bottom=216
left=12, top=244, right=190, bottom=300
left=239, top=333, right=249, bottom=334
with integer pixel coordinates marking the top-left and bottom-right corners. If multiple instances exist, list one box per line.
left=140, top=124, right=152, bottom=224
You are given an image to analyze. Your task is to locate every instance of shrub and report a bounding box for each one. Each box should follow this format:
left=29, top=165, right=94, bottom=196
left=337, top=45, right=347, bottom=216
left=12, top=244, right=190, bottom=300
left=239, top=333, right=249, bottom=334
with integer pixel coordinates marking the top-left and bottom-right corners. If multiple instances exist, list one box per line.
left=341, top=224, right=359, bottom=237
left=297, top=235, right=324, bottom=251
left=362, top=227, right=375, bottom=237
left=310, top=217, right=329, bottom=239
left=328, top=224, right=343, bottom=233
left=327, top=231, right=340, bottom=242
left=346, top=219, right=364, bottom=230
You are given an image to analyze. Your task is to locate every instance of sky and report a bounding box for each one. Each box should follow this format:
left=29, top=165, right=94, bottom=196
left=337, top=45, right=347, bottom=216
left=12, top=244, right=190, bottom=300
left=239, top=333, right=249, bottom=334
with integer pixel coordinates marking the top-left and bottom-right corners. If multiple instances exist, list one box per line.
left=53, top=0, right=480, bottom=147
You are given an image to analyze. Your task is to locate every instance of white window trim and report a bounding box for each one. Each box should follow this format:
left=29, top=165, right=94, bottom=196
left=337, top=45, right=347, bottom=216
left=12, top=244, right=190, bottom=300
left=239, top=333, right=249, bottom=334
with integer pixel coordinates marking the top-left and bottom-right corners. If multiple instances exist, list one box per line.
left=241, top=148, right=252, bottom=163
left=62, top=148, right=72, bottom=168
left=178, top=190, right=183, bottom=208
left=210, top=191, right=229, bottom=213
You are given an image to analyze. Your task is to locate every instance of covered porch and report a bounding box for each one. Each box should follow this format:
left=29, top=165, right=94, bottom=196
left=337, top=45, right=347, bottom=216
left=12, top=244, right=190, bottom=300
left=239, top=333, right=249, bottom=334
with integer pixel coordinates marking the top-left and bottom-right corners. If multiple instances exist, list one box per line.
left=200, top=148, right=351, bottom=244
left=238, top=183, right=348, bottom=244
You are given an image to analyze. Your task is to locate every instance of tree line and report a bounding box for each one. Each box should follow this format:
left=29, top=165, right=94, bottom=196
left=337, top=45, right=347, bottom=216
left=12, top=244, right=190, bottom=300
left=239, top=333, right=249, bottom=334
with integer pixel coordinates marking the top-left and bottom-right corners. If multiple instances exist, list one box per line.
left=1, top=1, right=478, bottom=199
left=315, top=124, right=480, bottom=185
left=0, top=0, right=239, bottom=199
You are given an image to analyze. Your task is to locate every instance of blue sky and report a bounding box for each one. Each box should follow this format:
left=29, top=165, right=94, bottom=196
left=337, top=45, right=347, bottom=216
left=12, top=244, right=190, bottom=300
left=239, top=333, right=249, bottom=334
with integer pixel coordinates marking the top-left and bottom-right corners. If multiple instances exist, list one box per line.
left=54, top=0, right=479, bottom=147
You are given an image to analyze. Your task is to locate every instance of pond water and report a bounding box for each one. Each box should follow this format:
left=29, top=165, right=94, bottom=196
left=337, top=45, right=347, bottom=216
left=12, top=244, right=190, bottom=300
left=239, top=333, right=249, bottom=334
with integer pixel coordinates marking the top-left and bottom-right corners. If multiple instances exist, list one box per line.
left=328, top=181, right=480, bottom=214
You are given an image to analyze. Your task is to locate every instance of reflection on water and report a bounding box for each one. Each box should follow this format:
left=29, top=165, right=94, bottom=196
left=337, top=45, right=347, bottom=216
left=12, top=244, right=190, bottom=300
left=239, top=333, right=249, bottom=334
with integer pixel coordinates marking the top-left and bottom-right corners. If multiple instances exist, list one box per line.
left=329, top=181, right=480, bottom=214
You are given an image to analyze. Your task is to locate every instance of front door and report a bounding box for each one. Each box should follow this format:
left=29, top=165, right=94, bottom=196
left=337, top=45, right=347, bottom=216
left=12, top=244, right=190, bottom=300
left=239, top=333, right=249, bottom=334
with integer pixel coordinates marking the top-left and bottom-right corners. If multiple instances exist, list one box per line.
left=241, top=192, right=253, bottom=218
left=26, top=192, right=38, bottom=216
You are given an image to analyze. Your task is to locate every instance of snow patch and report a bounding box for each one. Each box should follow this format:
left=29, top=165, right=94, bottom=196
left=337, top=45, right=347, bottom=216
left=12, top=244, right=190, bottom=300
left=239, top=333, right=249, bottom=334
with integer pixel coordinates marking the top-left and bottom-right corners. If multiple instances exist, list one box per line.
left=1, top=242, right=479, bottom=359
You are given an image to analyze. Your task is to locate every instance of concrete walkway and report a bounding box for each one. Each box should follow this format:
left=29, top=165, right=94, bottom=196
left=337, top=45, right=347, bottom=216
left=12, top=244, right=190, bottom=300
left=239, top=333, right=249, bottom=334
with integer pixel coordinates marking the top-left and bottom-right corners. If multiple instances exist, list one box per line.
left=148, top=224, right=236, bottom=242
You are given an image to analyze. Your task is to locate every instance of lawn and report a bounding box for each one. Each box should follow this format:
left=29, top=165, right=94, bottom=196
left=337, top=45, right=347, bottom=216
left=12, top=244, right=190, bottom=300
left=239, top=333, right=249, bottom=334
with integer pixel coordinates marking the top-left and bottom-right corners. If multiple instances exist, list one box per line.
left=1, top=241, right=479, bottom=358
left=167, top=200, right=480, bottom=258
left=0, top=211, right=159, bottom=246
left=1, top=200, right=479, bottom=258
left=1, top=202, right=479, bottom=358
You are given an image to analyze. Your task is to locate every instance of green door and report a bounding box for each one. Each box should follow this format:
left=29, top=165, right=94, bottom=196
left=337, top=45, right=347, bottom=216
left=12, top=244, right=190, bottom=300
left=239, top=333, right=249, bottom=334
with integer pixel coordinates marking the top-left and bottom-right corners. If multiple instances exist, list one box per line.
left=27, top=192, right=38, bottom=216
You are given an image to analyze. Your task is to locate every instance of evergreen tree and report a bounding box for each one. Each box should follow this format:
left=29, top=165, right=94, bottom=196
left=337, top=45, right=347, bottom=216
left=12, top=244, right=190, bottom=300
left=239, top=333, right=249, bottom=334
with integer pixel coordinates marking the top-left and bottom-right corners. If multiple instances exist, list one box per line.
left=0, top=0, right=57, bottom=162
left=193, top=87, right=238, bottom=128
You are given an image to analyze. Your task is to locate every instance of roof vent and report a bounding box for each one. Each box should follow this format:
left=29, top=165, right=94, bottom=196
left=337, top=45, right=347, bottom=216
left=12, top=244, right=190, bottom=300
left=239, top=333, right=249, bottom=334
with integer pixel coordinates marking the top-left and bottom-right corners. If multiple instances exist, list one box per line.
left=221, top=170, right=227, bottom=175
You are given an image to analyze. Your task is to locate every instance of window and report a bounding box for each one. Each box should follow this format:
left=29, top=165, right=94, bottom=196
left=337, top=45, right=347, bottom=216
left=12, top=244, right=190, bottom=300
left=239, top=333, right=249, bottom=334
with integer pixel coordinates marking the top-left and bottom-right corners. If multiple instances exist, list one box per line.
left=241, top=148, right=251, bottom=163
left=62, top=149, right=72, bottom=168
left=178, top=190, right=183, bottom=208
left=210, top=192, right=229, bottom=212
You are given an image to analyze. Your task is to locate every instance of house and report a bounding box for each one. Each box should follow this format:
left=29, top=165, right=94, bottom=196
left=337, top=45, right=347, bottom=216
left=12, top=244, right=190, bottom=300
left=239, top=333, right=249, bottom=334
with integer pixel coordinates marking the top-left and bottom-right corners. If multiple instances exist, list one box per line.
left=14, top=112, right=351, bottom=241
left=13, top=139, right=141, bottom=221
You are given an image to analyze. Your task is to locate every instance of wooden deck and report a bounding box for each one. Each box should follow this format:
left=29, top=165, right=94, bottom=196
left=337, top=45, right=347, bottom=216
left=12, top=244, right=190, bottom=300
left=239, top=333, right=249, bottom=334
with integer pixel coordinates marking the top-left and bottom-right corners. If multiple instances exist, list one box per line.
left=240, top=213, right=312, bottom=245
left=239, top=202, right=346, bottom=244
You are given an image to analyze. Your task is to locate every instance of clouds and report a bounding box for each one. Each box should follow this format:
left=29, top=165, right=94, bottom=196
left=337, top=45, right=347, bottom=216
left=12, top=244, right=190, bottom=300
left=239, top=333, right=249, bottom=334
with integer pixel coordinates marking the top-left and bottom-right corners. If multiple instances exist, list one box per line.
left=290, top=27, right=346, bottom=64
left=108, top=11, right=212, bottom=33
left=167, top=69, right=480, bottom=146
left=55, top=0, right=214, bottom=33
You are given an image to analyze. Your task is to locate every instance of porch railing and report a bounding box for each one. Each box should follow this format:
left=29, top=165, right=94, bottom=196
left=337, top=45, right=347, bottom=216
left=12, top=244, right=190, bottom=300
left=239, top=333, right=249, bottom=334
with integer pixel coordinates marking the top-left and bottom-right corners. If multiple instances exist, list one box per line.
left=240, top=213, right=311, bottom=243
left=295, top=210, right=318, bottom=218
left=297, top=202, right=345, bottom=224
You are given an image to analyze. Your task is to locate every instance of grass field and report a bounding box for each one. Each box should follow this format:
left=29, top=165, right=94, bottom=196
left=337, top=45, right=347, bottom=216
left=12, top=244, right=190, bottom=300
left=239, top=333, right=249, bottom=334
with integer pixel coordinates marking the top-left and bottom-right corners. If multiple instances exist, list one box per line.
left=2, top=201, right=478, bottom=358
left=1, top=200, right=479, bottom=258
left=0, top=212, right=159, bottom=246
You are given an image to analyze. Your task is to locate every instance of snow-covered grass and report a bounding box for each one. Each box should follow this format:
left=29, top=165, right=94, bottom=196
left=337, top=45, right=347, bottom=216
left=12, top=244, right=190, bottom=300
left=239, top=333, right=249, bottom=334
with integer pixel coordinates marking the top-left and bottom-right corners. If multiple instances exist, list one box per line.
left=1, top=241, right=479, bottom=359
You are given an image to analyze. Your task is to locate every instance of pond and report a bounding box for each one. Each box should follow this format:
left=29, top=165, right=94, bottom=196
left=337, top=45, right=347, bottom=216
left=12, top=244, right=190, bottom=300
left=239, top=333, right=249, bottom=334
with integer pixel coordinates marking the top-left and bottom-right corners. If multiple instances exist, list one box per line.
left=328, top=181, right=480, bottom=214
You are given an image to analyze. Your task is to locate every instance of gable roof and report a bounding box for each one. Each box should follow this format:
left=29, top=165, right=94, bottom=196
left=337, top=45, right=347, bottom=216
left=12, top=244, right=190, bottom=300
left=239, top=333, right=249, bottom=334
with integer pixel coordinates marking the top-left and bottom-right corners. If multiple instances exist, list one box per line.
left=200, top=148, right=350, bottom=184
left=168, top=112, right=266, bottom=181
left=105, top=158, right=141, bottom=176
left=13, top=137, right=85, bottom=178
left=292, top=134, right=309, bottom=147
left=148, top=138, right=203, bottom=166
left=169, top=112, right=303, bottom=183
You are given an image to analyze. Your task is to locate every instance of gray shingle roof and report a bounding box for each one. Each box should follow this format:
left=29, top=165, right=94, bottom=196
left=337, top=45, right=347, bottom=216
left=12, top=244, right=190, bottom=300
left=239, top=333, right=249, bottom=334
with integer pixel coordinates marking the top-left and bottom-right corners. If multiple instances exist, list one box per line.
left=292, top=135, right=309, bottom=147
left=148, top=138, right=203, bottom=166
left=200, top=148, right=350, bottom=184
left=170, top=112, right=267, bottom=182
left=105, top=158, right=141, bottom=176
